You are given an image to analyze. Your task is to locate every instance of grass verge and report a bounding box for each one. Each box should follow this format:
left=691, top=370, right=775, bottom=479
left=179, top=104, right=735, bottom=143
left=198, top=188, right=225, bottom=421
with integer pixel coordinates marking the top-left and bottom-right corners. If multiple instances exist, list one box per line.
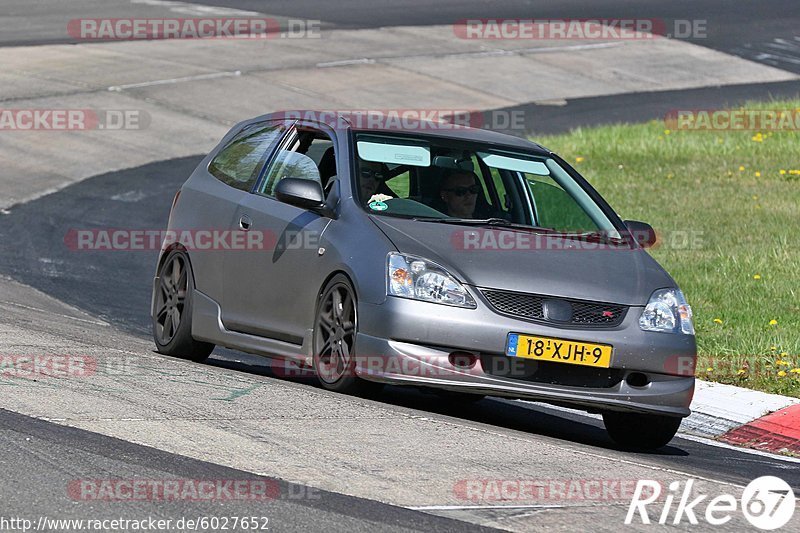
left=536, top=100, right=800, bottom=397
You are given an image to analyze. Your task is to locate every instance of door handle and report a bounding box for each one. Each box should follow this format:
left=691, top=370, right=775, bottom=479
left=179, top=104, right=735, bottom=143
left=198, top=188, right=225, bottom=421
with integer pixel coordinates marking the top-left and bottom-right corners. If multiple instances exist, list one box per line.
left=238, top=214, right=252, bottom=230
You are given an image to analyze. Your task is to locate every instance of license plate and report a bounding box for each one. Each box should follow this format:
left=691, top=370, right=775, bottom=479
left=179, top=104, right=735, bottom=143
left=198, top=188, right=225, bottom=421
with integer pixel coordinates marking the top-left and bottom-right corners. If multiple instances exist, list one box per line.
left=506, top=333, right=612, bottom=368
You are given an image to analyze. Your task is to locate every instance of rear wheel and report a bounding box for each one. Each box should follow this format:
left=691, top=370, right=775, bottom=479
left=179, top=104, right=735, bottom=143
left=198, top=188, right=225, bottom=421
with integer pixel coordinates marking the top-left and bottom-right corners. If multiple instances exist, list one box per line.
left=603, top=411, right=681, bottom=450
left=152, top=250, right=214, bottom=362
left=313, top=275, right=381, bottom=395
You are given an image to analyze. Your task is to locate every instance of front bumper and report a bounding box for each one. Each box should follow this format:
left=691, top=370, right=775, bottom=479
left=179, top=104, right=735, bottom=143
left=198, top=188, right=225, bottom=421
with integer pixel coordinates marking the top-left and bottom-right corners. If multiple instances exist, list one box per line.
left=355, top=294, right=696, bottom=417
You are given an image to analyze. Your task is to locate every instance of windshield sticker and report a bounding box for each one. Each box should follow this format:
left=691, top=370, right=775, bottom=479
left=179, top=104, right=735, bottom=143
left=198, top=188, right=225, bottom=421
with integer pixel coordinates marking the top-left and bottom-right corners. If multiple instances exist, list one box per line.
left=357, top=141, right=431, bottom=167
left=368, top=200, right=389, bottom=211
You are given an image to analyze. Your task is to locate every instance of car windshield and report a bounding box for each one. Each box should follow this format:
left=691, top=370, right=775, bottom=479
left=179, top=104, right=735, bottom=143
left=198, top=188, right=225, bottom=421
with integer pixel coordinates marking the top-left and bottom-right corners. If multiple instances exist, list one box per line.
left=354, top=133, right=618, bottom=236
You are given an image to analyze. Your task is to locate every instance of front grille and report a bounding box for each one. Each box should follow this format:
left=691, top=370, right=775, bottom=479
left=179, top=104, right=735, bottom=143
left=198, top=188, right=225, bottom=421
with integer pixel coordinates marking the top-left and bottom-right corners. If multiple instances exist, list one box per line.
left=481, top=289, right=627, bottom=328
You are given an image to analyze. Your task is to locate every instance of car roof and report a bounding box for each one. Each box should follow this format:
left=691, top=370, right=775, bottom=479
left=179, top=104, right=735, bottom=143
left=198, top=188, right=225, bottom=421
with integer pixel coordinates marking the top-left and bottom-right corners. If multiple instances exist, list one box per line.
left=251, top=110, right=551, bottom=155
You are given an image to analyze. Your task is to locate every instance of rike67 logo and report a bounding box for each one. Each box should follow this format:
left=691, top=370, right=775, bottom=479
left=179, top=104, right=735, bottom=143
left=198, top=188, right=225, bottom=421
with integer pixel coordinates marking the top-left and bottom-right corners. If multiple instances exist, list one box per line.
left=627, top=476, right=796, bottom=529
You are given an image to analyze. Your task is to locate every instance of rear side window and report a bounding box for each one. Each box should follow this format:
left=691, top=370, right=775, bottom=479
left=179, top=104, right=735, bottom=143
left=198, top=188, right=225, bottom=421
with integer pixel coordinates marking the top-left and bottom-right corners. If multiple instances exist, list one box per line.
left=209, top=123, right=285, bottom=191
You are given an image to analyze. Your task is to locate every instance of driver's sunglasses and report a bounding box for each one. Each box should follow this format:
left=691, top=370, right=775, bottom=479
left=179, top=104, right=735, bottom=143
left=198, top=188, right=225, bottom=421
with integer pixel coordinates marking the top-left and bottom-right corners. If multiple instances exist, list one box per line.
left=443, top=185, right=480, bottom=197
left=360, top=168, right=385, bottom=181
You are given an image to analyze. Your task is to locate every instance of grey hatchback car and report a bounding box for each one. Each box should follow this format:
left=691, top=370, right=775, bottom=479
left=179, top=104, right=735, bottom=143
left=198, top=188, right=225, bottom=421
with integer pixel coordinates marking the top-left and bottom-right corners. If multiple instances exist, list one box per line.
left=151, top=111, right=696, bottom=450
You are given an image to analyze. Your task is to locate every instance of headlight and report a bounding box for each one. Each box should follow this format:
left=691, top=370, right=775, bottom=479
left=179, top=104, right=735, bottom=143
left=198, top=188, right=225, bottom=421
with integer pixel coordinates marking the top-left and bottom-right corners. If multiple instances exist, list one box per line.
left=387, top=253, right=476, bottom=308
left=639, top=288, right=694, bottom=334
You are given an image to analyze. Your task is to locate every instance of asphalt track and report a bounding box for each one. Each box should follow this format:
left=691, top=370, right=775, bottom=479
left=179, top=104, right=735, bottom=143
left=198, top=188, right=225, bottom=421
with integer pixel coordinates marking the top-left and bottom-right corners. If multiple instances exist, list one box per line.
left=0, top=155, right=798, bottom=491
left=4, top=0, right=800, bottom=76
left=2, top=1, right=800, bottom=531
left=0, top=408, right=492, bottom=532
left=2, top=0, right=798, bottom=137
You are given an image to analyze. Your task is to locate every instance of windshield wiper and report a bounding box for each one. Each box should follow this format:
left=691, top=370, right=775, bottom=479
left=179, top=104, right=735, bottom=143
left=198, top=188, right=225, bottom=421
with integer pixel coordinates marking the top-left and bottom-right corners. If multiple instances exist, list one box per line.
left=412, top=217, right=556, bottom=233
left=413, top=218, right=628, bottom=245
left=559, top=231, right=628, bottom=246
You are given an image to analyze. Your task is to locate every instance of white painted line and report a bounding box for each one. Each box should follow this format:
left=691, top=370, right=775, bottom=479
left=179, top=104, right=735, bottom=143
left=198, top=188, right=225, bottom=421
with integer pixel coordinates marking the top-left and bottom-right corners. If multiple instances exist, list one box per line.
left=323, top=42, right=625, bottom=68
left=129, top=0, right=265, bottom=17
left=510, top=397, right=800, bottom=464
left=409, top=504, right=566, bottom=511
left=0, top=300, right=110, bottom=326
left=108, top=70, right=241, bottom=91
left=1, top=185, right=69, bottom=213
left=438, top=41, right=625, bottom=59
left=317, top=58, right=376, bottom=68
left=676, top=433, right=800, bottom=464
left=517, top=41, right=627, bottom=54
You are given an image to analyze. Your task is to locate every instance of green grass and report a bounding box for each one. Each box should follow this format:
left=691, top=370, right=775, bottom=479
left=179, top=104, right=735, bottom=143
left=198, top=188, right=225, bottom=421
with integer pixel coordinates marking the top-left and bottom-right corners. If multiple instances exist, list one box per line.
left=534, top=100, right=800, bottom=397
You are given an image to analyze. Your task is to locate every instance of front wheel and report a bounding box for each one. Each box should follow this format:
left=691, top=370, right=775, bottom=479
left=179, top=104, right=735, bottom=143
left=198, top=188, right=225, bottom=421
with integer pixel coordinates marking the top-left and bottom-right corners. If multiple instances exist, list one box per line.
left=152, top=250, right=214, bottom=362
left=312, top=275, right=381, bottom=395
left=603, top=411, right=682, bottom=450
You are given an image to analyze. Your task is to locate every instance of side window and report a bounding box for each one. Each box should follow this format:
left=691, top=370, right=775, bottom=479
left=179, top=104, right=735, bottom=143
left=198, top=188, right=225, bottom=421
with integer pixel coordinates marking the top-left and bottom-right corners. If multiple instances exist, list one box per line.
left=488, top=166, right=511, bottom=213
left=208, top=123, right=285, bottom=192
left=527, top=175, right=598, bottom=232
left=259, top=129, right=332, bottom=197
left=385, top=169, right=410, bottom=197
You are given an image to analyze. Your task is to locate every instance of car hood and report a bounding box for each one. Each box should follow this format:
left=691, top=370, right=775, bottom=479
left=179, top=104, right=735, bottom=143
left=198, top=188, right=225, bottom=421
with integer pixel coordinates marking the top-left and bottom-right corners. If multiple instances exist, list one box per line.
left=370, top=216, right=676, bottom=306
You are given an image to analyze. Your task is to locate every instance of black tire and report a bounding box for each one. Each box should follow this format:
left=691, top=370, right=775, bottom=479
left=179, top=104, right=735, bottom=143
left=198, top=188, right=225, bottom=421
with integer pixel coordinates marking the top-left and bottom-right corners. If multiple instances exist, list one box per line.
left=603, top=411, right=682, bottom=450
left=312, top=274, right=382, bottom=395
left=152, top=249, right=214, bottom=362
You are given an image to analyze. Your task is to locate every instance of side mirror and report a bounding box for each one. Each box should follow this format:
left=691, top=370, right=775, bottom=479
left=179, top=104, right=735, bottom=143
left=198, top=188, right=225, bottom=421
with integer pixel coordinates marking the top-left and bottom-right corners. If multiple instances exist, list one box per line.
left=623, top=220, right=657, bottom=248
left=275, top=178, right=324, bottom=210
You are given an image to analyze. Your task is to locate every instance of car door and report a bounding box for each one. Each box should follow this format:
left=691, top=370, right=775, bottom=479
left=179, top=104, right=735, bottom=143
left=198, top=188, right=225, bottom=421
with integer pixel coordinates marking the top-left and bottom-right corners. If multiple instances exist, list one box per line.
left=188, top=119, right=289, bottom=306
left=221, top=123, right=337, bottom=346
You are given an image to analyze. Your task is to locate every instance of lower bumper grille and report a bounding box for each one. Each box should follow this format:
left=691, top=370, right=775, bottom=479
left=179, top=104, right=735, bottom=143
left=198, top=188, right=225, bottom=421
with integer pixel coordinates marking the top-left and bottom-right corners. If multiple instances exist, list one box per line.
left=480, top=353, right=625, bottom=389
